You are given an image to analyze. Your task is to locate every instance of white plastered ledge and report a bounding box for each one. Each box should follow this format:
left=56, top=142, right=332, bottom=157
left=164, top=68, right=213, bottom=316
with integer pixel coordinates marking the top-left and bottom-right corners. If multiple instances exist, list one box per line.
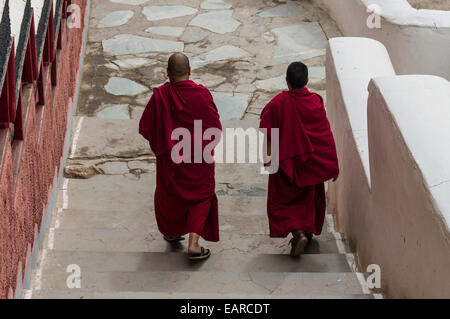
left=361, top=0, right=450, bottom=28
left=369, top=75, right=450, bottom=228
left=328, top=37, right=396, bottom=184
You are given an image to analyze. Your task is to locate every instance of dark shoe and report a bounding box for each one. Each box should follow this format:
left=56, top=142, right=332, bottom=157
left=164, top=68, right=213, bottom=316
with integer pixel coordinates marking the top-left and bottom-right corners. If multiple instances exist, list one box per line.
left=289, top=231, right=309, bottom=257
left=188, top=247, right=211, bottom=261
left=163, top=236, right=185, bottom=243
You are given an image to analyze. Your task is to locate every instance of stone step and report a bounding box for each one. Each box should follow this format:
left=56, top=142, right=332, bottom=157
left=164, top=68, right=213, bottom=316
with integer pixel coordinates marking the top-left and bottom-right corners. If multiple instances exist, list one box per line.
left=40, top=250, right=351, bottom=273
left=48, top=229, right=340, bottom=254
left=57, top=188, right=154, bottom=212
left=64, top=165, right=269, bottom=193
left=58, top=188, right=268, bottom=215
left=32, top=290, right=373, bottom=299
left=70, top=117, right=151, bottom=160
left=34, top=271, right=364, bottom=295
left=65, top=173, right=156, bottom=193
left=215, top=163, right=268, bottom=185
left=52, top=210, right=268, bottom=234
left=51, top=209, right=332, bottom=235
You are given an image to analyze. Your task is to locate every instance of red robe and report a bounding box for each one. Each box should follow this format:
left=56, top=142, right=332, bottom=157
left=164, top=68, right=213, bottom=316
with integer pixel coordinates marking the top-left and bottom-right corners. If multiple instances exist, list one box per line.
left=260, top=89, right=339, bottom=238
left=139, top=80, right=222, bottom=242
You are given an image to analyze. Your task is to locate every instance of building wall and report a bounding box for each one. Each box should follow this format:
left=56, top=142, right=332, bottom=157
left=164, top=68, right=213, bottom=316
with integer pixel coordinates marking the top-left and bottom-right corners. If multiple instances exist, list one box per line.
left=313, top=0, right=450, bottom=80
left=0, top=0, right=88, bottom=299
left=326, top=37, right=450, bottom=298
left=367, top=75, right=450, bottom=298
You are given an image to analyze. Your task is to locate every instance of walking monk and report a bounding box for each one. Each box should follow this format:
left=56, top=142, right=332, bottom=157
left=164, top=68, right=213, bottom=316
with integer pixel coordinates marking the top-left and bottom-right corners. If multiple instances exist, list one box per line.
left=139, top=53, right=222, bottom=260
left=260, top=62, right=339, bottom=257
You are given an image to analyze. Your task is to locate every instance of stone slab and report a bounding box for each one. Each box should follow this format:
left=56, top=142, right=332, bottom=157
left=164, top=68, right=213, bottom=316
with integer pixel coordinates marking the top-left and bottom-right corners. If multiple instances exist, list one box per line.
left=33, top=290, right=373, bottom=299
left=112, top=58, right=155, bottom=70
left=201, top=0, right=232, bottom=10
left=189, top=10, right=240, bottom=34
left=145, top=26, right=185, bottom=37
left=142, top=5, right=198, bottom=21
left=105, top=77, right=149, bottom=96
left=98, top=10, right=134, bottom=28
left=257, top=3, right=305, bottom=17
left=272, top=23, right=327, bottom=63
left=42, top=250, right=350, bottom=273
left=37, top=270, right=362, bottom=295
left=192, top=45, right=249, bottom=68
left=103, top=34, right=184, bottom=55
left=70, top=117, right=151, bottom=159
left=97, top=104, right=130, bottom=119
left=212, top=92, right=250, bottom=121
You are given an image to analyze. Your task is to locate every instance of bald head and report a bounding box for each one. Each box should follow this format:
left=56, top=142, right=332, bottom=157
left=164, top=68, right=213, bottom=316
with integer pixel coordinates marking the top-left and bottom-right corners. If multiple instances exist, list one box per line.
left=167, top=53, right=191, bottom=82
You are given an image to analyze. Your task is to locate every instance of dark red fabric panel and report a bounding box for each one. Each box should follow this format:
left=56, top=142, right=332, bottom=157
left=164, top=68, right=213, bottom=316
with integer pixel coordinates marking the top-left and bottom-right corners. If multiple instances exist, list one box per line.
left=139, top=80, right=222, bottom=242
left=260, top=88, right=339, bottom=237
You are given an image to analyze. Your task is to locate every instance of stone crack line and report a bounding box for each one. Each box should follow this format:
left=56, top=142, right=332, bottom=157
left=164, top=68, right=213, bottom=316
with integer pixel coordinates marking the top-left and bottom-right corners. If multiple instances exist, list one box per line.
left=244, top=272, right=276, bottom=294
left=430, top=179, right=450, bottom=188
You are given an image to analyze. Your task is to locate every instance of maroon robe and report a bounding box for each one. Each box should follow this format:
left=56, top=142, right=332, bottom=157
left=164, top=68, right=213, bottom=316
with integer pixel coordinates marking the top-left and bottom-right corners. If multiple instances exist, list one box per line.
left=260, top=89, right=339, bottom=238
left=139, top=80, right=222, bottom=242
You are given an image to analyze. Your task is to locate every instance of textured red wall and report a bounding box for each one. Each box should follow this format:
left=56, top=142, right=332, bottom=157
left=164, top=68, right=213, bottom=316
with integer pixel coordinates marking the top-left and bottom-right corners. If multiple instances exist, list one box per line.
left=0, top=0, right=88, bottom=299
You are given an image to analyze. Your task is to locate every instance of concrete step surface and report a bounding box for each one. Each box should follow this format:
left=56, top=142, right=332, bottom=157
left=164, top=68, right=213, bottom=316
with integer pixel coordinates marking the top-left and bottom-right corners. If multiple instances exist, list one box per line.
left=28, top=0, right=375, bottom=300
left=31, top=290, right=373, bottom=299
left=40, top=250, right=351, bottom=273
left=35, top=271, right=364, bottom=295
left=48, top=229, right=341, bottom=254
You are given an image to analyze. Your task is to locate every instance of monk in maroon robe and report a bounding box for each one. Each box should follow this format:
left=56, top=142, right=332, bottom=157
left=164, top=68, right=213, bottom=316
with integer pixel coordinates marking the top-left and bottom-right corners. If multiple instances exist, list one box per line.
left=139, top=53, right=222, bottom=260
left=260, top=62, right=339, bottom=257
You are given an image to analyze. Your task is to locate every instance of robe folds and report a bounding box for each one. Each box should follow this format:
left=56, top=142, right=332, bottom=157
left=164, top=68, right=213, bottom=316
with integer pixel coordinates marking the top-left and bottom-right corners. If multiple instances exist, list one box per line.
left=139, top=80, right=222, bottom=242
left=260, top=88, right=339, bottom=238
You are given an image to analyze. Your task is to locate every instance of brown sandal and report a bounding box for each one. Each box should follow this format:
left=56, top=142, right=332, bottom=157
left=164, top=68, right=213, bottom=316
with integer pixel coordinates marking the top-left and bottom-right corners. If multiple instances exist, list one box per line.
left=290, top=231, right=308, bottom=257
left=188, top=247, right=211, bottom=261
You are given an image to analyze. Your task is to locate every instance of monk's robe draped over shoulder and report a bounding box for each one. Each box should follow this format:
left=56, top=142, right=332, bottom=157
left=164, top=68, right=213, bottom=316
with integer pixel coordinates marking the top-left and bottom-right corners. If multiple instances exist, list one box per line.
left=139, top=80, right=222, bottom=242
left=260, top=89, right=339, bottom=238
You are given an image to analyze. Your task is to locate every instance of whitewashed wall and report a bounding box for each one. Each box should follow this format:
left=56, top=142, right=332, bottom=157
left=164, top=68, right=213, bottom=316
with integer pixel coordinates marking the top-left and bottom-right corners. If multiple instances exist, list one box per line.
left=2, top=0, right=51, bottom=53
left=313, top=0, right=450, bottom=80
left=367, top=75, right=450, bottom=298
left=9, top=0, right=26, bottom=52
left=327, top=37, right=450, bottom=298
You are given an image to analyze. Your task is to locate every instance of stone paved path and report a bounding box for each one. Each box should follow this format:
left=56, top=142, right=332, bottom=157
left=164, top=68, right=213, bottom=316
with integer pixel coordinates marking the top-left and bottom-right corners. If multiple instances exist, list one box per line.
left=29, top=0, right=374, bottom=299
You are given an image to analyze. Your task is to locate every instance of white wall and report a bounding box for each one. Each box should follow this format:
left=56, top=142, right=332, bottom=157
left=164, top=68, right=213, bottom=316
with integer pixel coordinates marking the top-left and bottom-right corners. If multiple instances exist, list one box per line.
left=2, top=0, right=50, bottom=53
left=326, top=37, right=450, bottom=298
left=367, top=75, right=450, bottom=298
left=9, top=0, right=26, bottom=52
left=325, top=37, right=395, bottom=236
left=314, top=0, right=450, bottom=80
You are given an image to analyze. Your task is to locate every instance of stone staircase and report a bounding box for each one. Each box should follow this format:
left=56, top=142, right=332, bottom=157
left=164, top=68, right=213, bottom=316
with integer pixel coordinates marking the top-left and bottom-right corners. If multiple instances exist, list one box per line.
left=22, top=0, right=379, bottom=300
left=29, top=151, right=373, bottom=299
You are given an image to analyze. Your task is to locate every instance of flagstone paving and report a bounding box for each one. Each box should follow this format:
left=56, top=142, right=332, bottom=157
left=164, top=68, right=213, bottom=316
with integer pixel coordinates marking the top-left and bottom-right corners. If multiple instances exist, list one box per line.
left=142, top=5, right=198, bottom=21
left=28, top=0, right=376, bottom=299
left=104, top=77, right=149, bottom=96
left=257, top=2, right=305, bottom=17
left=146, top=26, right=185, bottom=37
left=97, top=104, right=131, bottom=120
left=201, top=0, right=232, bottom=10
left=111, top=57, right=155, bottom=70
left=102, top=34, right=184, bottom=55
left=98, top=10, right=134, bottom=28
left=189, top=10, right=241, bottom=34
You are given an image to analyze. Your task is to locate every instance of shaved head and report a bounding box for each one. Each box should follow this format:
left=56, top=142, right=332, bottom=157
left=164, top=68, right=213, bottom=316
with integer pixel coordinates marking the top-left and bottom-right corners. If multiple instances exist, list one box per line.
left=168, top=53, right=191, bottom=81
